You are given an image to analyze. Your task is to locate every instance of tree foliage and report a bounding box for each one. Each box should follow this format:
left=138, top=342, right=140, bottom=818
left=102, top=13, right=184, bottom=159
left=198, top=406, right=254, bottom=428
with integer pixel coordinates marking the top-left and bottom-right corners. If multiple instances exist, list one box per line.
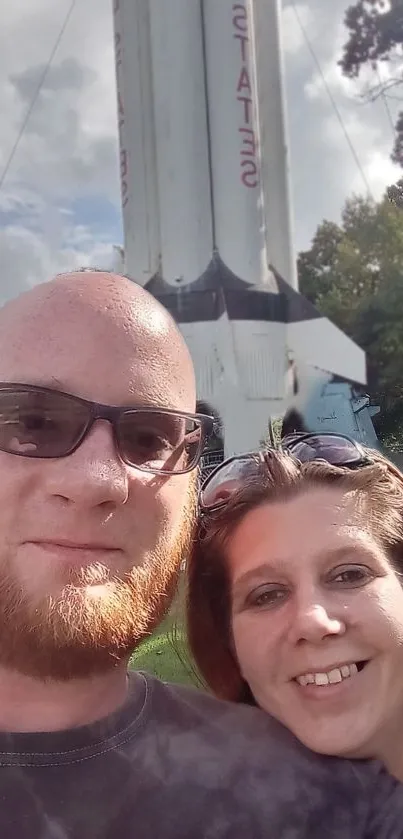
left=340, top=0, right=403, bottom=166
left=298, top=192, right=403, bottom=439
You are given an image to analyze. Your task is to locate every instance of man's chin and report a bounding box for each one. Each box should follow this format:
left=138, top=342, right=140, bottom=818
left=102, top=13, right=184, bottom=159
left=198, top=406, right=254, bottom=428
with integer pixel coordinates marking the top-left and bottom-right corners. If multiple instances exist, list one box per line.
left=0, top=608, right=149, bottom=682
left=0, top=491, right=195, bottom=681
left=0, top=571, right=168, bottom=680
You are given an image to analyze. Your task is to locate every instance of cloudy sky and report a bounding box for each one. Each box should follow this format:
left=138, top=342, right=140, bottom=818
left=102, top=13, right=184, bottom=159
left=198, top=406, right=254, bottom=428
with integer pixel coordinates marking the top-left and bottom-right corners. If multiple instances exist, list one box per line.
left=0, top=0, right=400, bottom=302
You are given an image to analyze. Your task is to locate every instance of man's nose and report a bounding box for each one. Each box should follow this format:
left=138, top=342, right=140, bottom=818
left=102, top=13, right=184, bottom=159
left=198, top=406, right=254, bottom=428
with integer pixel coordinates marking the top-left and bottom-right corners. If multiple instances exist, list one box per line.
left=288, top=597, right=346, bottom=645
left=44, top=421, right=130, bottom=509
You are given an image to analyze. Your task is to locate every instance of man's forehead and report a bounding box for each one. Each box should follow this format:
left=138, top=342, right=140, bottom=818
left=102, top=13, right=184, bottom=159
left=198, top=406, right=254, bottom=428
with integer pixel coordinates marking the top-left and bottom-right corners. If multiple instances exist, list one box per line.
left=0, top=275, right=195, bottom=409
left=0, top=333, right=193, bottom=411
left=0, top=305, right=166, bottom=372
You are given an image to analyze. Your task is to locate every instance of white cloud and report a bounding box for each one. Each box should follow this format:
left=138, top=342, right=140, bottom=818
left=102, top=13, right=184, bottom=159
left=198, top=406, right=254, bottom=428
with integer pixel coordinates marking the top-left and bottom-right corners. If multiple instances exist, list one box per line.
left=0, top=0, right=119, bottom=196
left=282, top=0, right=402, bottom=248
left=282, top=4, right=315, bottom=56
left=0, top=0, right=120, bottom=294
left=0, top=221, right=118, bottom=304
left=360, top=150, right=399, bottom=195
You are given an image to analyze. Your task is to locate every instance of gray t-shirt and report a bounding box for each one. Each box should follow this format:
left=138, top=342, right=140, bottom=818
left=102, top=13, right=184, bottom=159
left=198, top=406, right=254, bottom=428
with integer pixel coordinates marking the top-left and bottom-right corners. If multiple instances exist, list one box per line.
left=0, top=671, right=402, bottom=838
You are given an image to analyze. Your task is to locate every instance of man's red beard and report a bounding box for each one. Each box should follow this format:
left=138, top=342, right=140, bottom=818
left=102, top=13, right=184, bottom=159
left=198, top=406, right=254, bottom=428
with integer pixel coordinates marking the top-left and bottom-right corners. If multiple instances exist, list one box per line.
left=0, top=498, right=196, bottom=682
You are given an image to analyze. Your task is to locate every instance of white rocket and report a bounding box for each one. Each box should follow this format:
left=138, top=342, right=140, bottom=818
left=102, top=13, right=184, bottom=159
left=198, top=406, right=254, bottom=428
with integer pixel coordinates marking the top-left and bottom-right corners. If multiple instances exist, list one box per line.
left=113, top=0, right=371, bottom=455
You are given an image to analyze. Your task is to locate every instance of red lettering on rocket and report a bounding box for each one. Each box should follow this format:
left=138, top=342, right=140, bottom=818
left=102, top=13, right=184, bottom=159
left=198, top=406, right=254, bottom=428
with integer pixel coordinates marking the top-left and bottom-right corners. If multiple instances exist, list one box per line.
left=115, top=21, right=129, bottom=207
left=232, top=3, right=258, bottom=189
left=237, top=66, right=252, bottom=94
left=232, top=4, right=248, bottom=31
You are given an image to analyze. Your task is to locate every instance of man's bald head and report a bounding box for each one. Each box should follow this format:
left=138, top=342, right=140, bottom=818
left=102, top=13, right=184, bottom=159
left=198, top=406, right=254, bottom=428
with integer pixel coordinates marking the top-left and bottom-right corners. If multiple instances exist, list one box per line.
left=0, top=270, right=196, bottom=410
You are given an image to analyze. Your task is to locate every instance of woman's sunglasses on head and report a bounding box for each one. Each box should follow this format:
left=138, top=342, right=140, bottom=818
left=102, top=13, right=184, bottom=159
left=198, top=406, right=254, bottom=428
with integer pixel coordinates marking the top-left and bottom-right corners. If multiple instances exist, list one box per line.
left=0, top=383, right=214, bottom=475
left=199, top=432, right=373, bottom=512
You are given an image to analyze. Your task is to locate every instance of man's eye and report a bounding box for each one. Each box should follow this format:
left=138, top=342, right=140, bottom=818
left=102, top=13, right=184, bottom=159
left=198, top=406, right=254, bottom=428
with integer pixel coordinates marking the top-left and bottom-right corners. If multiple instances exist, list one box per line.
left=327, top=564, right=374, bottom=588
left=246, top=586, right=288, bottom=609
left=20, top=413, right=53, bottom=431
left=135, top=430, right=169, bottom=453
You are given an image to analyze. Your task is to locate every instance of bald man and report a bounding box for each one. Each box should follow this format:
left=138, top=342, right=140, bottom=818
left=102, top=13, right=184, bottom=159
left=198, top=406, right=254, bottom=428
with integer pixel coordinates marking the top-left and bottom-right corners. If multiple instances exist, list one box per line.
left=0, top=271, right=402, bottom=839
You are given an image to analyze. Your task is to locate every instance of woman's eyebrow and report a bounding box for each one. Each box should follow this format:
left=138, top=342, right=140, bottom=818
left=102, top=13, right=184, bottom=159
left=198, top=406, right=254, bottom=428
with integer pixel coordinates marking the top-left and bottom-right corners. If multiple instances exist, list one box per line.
left=231, top=544, right=380, bottom=596
left=231, top=562, right=285, bottom=595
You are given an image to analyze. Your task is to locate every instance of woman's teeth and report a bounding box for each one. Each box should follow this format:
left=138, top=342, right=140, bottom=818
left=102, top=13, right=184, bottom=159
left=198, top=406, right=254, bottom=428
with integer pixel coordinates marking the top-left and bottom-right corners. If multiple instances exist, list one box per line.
left=296, top=662, right=359, bottom=687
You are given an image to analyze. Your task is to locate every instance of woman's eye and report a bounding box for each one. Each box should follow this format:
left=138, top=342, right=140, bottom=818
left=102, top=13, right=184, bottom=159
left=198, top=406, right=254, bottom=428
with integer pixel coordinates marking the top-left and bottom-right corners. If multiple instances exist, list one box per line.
left=246, top=586, right=288, bottom=609
left=327, top=564, right=374, bottom=588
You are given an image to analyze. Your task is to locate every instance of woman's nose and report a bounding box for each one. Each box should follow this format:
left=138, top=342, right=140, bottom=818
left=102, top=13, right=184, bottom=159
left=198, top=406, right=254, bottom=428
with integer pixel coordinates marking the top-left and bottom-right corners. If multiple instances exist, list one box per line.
left=288, top=601, right=346, bottom=645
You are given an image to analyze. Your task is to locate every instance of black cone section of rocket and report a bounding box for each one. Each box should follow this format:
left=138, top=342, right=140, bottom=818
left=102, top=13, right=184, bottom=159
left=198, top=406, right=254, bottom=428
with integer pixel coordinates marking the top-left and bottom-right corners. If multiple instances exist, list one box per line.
left=144, top=253, right=322, bottom=325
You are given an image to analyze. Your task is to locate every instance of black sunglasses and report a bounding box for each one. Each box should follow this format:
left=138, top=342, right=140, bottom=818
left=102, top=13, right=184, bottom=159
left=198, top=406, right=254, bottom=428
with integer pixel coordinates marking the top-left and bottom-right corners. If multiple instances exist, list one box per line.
left=200, top=432, right=372, bottom=511
left=0, top=384, right=214, bottom=475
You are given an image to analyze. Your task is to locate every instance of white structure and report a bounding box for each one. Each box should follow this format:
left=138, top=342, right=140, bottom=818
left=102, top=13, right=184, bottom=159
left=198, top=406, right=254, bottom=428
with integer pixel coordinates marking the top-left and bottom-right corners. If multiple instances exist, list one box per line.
left=113, top=0, right=369, bottom=455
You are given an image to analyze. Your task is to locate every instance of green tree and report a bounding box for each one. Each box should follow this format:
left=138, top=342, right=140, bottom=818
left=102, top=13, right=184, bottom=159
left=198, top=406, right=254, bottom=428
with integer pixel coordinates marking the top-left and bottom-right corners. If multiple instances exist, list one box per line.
left=298, top=192, right=403, bottom=441
left=340, top=0, right=403, bottom=166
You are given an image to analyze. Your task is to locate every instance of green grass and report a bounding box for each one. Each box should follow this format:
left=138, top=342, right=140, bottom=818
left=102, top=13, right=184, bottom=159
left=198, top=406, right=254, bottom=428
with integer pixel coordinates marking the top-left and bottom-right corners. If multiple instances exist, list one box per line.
left=130, top=594, right=200, bottom=686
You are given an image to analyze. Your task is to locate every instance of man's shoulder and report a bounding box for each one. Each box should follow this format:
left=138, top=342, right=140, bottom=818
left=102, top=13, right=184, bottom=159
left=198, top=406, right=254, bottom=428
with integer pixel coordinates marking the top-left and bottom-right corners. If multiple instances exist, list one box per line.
left=137, top=672, right=388, bottom=787
left=144, top=672, right=281, bottom=738
left=124, top=673, right=403, bottom=836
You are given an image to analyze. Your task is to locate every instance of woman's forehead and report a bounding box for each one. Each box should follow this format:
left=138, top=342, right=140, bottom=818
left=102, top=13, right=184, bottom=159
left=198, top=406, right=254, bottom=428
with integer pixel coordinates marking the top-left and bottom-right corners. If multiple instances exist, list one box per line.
left=226, top=486, right=380, bottom=576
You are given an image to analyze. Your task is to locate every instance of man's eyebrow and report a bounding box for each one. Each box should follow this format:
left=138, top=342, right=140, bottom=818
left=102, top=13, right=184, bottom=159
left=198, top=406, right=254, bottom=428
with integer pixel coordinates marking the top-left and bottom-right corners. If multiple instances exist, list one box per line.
left=20, top=381, right=187, bottom=412
left=46, top=377, right=68, bottom=390
left=6, top=377, right=68, bottom=391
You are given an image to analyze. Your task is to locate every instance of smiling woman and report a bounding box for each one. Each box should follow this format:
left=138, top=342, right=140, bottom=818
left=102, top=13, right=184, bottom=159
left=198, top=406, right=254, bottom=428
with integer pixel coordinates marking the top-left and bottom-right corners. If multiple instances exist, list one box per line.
left=186, top=446, right=403, bottom=782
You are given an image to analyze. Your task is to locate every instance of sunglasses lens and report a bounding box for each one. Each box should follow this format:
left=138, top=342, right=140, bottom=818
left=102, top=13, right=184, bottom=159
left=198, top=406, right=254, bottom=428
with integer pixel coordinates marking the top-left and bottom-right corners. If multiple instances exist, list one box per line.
left=118, top=411, right=204, bottom=473
left=201, top=457, right=260, bottom=510
left=288, top=434, right=362, bottom=466
left=0, top=389, right=89, bottom=458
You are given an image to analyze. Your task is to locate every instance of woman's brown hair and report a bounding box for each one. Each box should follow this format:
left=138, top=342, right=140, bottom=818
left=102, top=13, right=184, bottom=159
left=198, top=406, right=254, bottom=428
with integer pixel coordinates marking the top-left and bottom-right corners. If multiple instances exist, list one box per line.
left=186, top=448, right=403, bottom=703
